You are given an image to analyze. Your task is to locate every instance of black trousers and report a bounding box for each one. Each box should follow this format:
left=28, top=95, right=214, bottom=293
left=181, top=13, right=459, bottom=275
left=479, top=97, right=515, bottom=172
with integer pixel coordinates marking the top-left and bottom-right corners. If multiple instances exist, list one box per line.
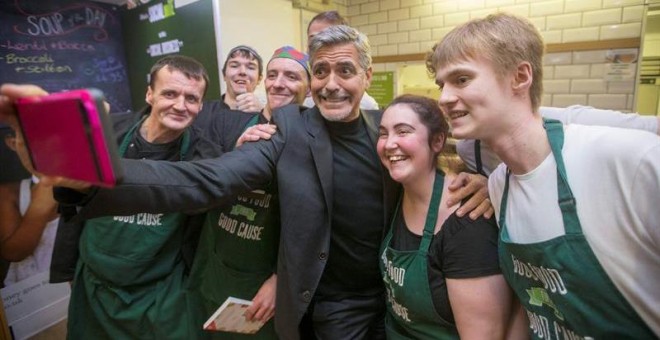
left=299, top=293, right=386, bottom=340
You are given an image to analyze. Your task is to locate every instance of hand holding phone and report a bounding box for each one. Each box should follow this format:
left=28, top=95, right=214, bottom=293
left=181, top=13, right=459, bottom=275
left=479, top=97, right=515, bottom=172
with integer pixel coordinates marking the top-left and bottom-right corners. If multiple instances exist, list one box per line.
left=14, top=88, right=122, bottom=187
left=0, top=84, right=49, bottom=129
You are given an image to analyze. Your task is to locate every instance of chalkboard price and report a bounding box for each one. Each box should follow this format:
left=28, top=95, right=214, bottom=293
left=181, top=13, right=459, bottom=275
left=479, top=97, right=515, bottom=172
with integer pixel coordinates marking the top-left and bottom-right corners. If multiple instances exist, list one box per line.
left=0, top=0, right=132, bottom=112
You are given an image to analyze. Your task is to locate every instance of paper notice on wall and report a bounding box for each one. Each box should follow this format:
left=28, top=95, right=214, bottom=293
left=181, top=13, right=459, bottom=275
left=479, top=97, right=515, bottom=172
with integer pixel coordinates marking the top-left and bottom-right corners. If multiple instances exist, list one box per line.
left=604, top=48, right=638, bottom=81
left=148, top=1, right=175, bottom=23
left=148, top=43, right=163, bottom=57
left=368, top=71, right=394, bottom=109
left=161, top=39, right=181, bottom=55
left=2, top=271, right=71, bottom=340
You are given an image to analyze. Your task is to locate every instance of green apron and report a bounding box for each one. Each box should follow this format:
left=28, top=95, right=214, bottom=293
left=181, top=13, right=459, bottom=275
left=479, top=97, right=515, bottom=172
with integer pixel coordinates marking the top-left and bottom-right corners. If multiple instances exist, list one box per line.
left=498, top=119, right=655, bottom=339
left=379, top=172, right=459, bottom=339
left=68, top=118, right=193, bottom=340
left=188, top=114, right=279, bottom=339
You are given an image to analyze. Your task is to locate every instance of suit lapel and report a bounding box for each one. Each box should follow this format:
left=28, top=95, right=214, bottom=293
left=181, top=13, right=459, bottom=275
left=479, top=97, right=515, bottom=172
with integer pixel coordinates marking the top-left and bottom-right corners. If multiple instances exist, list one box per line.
left=305, top=107, right=333, bottom=217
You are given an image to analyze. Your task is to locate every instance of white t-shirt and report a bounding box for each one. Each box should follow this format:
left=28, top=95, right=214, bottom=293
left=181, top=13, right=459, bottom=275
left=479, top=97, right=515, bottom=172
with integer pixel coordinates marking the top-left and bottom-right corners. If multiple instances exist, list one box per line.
left=489, top=124, right=660, bottom=335
left=4, top=178, right=59, bottom=285
left=457, top=105, right=659, bottom=175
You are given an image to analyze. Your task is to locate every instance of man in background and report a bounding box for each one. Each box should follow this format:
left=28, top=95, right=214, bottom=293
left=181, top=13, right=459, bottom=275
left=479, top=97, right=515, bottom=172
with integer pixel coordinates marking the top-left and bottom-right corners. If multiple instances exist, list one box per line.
left=35, top=55, right=220, bottom=339
left=193, top=45, right=266, bottom=132
left=219, top=45, right=264, bottom=112
left=303, top=11, right=380, bottom=110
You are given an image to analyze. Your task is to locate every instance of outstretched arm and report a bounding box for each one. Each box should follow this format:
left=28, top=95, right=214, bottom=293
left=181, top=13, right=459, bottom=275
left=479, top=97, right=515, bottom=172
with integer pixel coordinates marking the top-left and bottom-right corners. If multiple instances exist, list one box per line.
left=2, top=84, right=285, bottom=220
left=456, top=107, right=660, bottom=177
left=539, top=105, right=659, bottom=135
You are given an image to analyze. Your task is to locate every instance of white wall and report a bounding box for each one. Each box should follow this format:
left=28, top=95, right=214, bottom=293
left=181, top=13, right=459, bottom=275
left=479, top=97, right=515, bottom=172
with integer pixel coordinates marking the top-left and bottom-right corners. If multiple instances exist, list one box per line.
left=218, top=0, right=300, bottom=99
left=643, top=13, right=660, bottom=57
left=348, top=0, right=647, bottom=111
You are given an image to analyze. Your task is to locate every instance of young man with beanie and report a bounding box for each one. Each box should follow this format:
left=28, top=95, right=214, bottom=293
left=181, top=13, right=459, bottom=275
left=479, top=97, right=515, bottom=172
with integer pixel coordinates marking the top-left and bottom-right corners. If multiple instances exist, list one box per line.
left=221, top=45, right=264, bottom=112
left=193, top=45, right=266, bottom=134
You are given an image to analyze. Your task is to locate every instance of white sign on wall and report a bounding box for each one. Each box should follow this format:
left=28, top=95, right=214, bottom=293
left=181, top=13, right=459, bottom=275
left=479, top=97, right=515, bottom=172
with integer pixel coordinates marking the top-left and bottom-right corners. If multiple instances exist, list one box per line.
left=604, top=48, right=638, bottom=81
left=2, top=272, right=70, bottom=340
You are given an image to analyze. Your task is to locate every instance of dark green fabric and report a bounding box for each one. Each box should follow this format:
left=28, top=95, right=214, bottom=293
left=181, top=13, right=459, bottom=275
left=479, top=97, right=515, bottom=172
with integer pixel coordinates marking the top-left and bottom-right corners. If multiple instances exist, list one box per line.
left=187, top=113, right=279, bottom=339
left=498, top=119, right=655, bottom=339
left=66, top=118, right=198, bottom=339
left=380, top=172, right=458, bottom=339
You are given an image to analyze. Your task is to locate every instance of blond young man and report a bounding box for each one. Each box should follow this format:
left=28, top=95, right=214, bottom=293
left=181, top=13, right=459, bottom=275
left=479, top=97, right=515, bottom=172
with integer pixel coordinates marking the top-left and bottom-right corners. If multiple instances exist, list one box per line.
left=430, top=13, right=659, bottom=338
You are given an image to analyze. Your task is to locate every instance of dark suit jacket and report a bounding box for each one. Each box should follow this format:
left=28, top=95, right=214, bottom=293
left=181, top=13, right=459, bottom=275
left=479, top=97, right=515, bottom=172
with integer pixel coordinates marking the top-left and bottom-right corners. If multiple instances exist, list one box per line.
left=66, top=105, right=400, bottom=339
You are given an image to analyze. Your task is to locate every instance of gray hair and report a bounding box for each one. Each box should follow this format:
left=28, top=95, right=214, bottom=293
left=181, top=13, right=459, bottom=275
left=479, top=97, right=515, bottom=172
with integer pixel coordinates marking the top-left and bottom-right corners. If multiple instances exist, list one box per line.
left=308, top=25, right=371, bottom=72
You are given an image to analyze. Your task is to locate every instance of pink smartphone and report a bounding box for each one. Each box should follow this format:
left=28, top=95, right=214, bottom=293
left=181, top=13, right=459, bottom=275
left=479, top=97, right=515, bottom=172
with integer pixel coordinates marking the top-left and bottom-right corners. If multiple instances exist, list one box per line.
left=15, top=89, right=122, bottom=187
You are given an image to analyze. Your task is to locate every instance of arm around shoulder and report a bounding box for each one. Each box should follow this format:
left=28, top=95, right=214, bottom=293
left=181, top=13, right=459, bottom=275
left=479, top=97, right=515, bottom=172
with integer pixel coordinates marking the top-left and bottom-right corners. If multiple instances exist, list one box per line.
left=539, top=105, right=659, bottom=135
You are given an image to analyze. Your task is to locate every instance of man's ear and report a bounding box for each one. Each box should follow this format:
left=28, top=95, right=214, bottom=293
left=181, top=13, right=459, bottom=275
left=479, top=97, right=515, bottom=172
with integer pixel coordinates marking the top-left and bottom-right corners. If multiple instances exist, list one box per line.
left=4, top=134, right=16, bottom=151
left=364, top=66, right=373, bottom=88
left=432, top=132, right=446, bottom=154
left=145, top=86, right=153, bottom=105
left=512, top=61, right=533, bottom=92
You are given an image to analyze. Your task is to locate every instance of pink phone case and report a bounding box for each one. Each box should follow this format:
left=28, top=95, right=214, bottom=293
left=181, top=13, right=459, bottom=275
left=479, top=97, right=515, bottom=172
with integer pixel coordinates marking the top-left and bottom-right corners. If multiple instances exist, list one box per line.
left=15, top=89, right=122, bottom=187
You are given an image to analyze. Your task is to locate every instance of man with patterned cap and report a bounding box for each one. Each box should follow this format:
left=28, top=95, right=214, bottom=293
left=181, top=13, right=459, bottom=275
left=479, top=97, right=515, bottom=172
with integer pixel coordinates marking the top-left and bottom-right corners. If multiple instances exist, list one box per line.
left=186, top=45, right=311, bottom=340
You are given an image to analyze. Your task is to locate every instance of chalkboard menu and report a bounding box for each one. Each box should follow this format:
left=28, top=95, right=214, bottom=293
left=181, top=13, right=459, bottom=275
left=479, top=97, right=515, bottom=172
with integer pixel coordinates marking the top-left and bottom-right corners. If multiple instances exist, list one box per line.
left=121, top=0, right=220, bottom=111
left=0, top=0, right=132, bottom=112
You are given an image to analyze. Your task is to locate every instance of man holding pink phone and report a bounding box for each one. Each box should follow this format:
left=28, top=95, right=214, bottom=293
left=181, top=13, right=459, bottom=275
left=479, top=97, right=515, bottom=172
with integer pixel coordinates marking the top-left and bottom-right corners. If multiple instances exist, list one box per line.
left=0, top=55, right=222, bottom=339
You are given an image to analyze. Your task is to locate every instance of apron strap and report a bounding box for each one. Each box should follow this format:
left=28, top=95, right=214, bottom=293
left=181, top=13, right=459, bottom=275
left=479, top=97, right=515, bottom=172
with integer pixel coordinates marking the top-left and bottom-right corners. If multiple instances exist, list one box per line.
left=179, top=129, right=191, bottom=160
left=499, top=168, right=511, bottom=231
left=474, top=139, right=487, bottom=176
left=499, top=120, right=582, bottom=236
left=543, top=118, right=582, bottom=235
left=419, top=171, right=444, bottom=252
left=118, top=115, right=146, bottom=156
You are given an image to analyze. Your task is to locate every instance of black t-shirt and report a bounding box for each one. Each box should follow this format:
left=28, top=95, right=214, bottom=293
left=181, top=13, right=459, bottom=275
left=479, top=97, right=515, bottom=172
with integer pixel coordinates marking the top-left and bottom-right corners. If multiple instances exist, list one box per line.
left=390, top=205, right=500, bottom=323
left=123, top=128, right=185, bottom=161
left=316, top=116, right=385, bottom=298
left=194, top=100, right=258, bottom=152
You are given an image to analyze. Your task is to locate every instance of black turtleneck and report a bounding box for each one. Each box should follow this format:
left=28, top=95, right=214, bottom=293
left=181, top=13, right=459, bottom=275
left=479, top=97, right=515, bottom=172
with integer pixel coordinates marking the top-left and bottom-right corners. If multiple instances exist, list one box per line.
left=316, top=115, right=385, bottom=298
